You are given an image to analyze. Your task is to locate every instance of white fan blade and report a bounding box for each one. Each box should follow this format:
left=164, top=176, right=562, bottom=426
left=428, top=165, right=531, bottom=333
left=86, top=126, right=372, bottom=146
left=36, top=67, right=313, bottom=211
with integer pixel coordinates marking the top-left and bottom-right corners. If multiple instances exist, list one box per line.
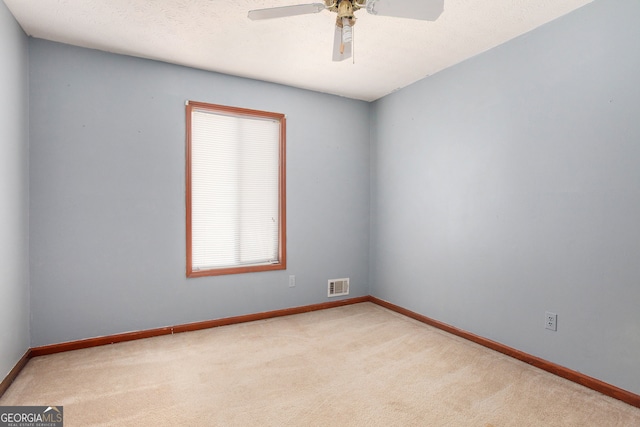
left=365, top=0, right=444, bottom=21
left=248, top=3, right=326, bottom=20
left=332, top=25, right=352, bottom=62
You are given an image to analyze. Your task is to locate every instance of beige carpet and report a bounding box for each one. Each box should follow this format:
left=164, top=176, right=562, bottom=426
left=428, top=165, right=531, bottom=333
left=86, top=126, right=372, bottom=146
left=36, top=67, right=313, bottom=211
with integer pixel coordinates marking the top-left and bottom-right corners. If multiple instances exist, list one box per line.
left=2, top=302, right=639, bottom=426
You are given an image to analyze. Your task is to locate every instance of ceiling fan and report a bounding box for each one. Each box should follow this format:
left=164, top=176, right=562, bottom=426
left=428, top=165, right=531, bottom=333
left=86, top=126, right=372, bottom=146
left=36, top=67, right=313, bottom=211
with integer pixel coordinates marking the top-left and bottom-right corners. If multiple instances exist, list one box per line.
left=248, top=0, right=444, bottom=62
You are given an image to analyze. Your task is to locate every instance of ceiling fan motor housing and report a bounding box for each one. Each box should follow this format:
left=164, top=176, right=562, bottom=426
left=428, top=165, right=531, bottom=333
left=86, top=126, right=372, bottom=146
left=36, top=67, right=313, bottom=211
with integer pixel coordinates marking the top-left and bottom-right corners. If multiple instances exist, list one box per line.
left=331, top=0, right=359, bottom=27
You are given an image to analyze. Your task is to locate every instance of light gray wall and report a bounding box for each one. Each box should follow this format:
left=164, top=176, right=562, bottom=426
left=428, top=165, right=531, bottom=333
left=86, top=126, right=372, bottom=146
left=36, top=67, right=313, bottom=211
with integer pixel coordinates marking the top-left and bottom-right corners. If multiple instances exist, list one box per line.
left=371, top=0, right=640, bottom=394
left=0, top=1, right=30, bottom=379
left=29, top=40, right=370, bottom=347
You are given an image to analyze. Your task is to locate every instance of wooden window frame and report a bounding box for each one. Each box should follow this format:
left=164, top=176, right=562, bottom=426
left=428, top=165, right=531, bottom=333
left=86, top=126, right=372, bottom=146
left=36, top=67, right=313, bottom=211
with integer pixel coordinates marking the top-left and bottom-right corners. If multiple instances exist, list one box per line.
left=185, top=101, right=286, bottom=277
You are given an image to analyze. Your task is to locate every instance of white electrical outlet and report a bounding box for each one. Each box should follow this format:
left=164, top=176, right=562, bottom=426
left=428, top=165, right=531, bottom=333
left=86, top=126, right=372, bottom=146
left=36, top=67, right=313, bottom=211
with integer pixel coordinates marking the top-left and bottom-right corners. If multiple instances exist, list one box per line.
left=545, top=311, right=557, bottom=331
left=288, top=275, right=296, bottom=288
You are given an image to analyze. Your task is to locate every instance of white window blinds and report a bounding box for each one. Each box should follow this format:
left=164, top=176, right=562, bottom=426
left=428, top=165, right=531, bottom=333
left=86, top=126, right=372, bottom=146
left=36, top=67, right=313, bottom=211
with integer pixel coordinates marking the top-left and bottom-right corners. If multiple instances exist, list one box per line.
left=187, top=102, right=285, bottom=275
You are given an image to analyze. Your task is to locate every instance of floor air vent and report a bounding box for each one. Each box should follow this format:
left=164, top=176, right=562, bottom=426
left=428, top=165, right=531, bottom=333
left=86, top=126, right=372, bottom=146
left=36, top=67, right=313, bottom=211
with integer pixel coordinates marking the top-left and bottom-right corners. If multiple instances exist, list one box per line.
left=328, top=278, right=349, bottom=297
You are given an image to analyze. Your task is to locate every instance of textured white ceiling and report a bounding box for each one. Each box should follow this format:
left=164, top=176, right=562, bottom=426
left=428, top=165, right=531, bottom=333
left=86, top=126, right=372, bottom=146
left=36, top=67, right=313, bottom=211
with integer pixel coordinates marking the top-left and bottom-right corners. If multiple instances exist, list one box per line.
left=4, top=0, right=593, bottom=101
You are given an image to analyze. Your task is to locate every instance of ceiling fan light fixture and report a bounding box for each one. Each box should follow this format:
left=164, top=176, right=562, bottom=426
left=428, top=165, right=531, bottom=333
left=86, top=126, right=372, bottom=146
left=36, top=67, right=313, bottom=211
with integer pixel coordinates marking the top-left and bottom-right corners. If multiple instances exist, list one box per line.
left=341, top=17, right=352, bottom=43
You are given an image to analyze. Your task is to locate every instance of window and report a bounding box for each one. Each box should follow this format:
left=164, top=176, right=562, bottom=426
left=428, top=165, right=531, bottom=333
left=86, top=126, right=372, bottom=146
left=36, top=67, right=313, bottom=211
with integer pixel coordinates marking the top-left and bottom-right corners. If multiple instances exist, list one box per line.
left=186, top=101, right=286, bottom=277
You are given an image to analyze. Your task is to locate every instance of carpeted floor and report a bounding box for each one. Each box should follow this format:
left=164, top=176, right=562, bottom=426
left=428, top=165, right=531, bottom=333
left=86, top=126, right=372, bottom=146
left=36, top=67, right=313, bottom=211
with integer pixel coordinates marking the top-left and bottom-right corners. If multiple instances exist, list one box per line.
left=2, top=302, right=639, bottom=426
